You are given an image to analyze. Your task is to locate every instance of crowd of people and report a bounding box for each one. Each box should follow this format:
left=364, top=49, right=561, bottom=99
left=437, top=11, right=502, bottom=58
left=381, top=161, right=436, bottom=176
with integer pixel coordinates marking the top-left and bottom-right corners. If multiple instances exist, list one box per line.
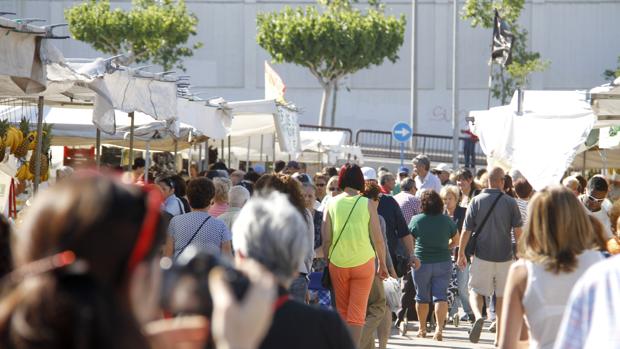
left=0, top=154, right=620, bottom=349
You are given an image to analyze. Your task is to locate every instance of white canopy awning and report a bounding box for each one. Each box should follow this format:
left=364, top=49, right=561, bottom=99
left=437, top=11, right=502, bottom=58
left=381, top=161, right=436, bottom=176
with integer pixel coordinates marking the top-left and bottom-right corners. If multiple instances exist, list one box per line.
left=469, top=90, right=598, bottom=190
left=217, top=99, right=301, bottom=157
left=590, top=77, right=620, bottom=119
left=0, top=17, right=47, bottom=95
left=0, top=105, right=199, bottom=151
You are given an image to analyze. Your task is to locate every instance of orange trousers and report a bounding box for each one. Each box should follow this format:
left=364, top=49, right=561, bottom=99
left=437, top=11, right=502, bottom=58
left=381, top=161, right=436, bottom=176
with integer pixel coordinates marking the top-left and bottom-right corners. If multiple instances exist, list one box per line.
left=329, top=258, right=375, bottom=326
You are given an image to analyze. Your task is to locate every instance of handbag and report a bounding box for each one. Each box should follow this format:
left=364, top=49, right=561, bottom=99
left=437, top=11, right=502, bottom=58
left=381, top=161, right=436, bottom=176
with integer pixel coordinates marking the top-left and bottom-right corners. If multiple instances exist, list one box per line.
left=465, top=193, right=502, bottom=259
left=321, top=196, right=362, bottom=289
left=174, top=216, right=211, bottom=259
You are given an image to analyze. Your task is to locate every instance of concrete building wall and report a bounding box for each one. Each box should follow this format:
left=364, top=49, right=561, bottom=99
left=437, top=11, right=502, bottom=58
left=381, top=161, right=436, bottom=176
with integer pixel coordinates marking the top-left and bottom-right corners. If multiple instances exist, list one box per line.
left=5, top=0, right=620, bottom=137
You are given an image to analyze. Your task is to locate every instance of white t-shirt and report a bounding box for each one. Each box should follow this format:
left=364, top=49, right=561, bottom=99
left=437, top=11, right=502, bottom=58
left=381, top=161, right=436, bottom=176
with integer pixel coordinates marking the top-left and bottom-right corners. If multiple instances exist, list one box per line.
left=589, top=208, right=613, bottom=240
left=414, top=172, right=442, bottom=197
left=522, top=250, right=604, bottom=349
left=554, top=255, right=620, bottom=349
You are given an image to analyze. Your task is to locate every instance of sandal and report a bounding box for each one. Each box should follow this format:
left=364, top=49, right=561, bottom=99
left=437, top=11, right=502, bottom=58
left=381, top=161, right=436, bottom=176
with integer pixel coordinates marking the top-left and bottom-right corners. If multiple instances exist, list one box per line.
left=416, top=329, right=427, bottom=338
left=433, top=331, right=443, bottom=341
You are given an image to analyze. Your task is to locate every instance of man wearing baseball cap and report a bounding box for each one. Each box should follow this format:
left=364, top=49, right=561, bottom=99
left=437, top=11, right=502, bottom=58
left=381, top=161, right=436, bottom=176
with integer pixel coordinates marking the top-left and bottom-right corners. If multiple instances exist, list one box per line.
left=433, top=163, right=453, bottom=186
left=392, top=166, right=410, bottom=195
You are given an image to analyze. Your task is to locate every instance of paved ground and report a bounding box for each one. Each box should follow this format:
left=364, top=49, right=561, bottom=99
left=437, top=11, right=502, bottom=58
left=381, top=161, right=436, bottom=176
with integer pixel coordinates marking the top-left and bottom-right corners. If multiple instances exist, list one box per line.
left=383, top=319, right=496, bottom=349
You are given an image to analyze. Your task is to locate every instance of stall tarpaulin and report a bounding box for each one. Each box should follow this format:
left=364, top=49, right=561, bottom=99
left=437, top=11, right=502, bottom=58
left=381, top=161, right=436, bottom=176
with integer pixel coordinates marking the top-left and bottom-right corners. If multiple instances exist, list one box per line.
left=470, top=90, right=597, bottom=190
left=0, top=18, right=47, bottom=95
left=224, top=99, right=301, bottom=157
left=225, top=130, right=361, bottom=164
left=91, top=67, right=178, bottom=134
left=176, top=98, right=229, bottom=140
left=0, top=105, right=199, bottom=151
left=590, top=77, right=620, bottom=119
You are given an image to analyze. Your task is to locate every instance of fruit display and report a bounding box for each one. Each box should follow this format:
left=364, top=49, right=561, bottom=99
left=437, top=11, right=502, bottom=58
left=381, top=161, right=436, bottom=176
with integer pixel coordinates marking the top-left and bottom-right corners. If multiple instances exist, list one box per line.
left=0, top=119, right=9, bottom=162
left=13, top=118, right=31, bottom=158
left=3, top=118, right=54, bottom=184
left=5, top=124, right=23, bottom=155
left=29, top=123, right=52, bottom=180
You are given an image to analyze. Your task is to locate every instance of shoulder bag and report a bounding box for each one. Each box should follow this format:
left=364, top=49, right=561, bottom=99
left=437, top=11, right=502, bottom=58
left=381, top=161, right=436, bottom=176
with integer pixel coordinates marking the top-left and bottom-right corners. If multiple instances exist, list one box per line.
left=174, top=216, right=211, bottom=259
left=465, top=193, right=502, bottom=259
left=321, top=196, right=362, bottom=289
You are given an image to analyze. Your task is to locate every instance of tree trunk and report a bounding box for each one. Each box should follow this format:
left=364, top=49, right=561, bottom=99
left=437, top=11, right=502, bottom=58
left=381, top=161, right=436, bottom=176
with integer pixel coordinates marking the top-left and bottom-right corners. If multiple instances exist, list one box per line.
left=318, top=81, right=333, bottom=127
left=330, top=79, right=339, bottom=127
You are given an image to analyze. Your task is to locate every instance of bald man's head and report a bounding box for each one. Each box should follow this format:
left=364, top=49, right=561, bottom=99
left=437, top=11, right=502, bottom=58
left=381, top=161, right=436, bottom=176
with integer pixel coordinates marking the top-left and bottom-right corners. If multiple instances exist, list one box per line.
left=488, top=167, right=505, bottom=189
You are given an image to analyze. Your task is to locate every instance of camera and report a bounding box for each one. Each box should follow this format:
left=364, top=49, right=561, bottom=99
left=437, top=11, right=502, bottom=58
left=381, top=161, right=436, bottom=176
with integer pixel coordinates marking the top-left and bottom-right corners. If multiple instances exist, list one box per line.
left=159, top=247, right=249, bottom=317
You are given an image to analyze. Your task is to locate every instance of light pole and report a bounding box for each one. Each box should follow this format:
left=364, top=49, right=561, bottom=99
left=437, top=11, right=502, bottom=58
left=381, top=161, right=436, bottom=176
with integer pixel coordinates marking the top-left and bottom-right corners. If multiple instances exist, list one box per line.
left=451, top=0, right=460, bottom=171
left=410, top=0, right=418, bottom=153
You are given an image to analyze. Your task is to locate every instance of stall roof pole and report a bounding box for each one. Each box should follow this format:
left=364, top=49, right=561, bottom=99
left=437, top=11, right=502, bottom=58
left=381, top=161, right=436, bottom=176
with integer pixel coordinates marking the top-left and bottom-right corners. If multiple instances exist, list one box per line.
left=272, top=133, right=276, bottom=172
left=204, top=140, right=209, bottom=171
left=198, top=142, right=203, bottom=172
left=96, top=128, right=101, bottom=169
left=145, top=141, right=150, bottom=183
left=174, top=139, right=178, bottom=171
left=246, top=136, right=251, bottom=170
left=227, top=135, right=231, bottom=168
left=259, top=135, right=264, bottom=163
left=33, top=96, right=44, bottom=193
left=128, top=112, right=135, bottom=169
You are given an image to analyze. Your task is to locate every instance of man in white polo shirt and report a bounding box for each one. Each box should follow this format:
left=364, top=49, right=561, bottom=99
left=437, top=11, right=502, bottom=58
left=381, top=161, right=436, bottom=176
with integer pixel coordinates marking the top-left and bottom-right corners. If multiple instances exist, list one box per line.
left=412, top=154, right=442, bottom=196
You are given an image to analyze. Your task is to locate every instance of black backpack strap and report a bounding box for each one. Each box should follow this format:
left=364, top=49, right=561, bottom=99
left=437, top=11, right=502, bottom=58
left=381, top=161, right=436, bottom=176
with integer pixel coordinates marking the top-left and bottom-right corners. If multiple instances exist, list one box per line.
left=175, top=216, right=211, bottom=259
left=476, top=193, right=503, bottom=236
left=328, top=196, right=362, bottom=260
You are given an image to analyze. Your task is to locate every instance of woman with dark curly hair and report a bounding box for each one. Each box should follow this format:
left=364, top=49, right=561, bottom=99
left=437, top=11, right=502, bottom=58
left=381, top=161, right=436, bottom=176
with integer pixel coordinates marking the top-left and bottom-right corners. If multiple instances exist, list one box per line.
left=409, top=190, right=460, bottom=341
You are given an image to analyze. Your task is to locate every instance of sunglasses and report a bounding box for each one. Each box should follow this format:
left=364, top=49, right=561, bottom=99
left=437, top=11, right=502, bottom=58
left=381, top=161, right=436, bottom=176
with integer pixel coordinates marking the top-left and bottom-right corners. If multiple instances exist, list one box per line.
left=316, top=183, right=326, bottom=187
left=587, top=195, right=605, bottom=203
left=328, top=187, right=338, bottom=192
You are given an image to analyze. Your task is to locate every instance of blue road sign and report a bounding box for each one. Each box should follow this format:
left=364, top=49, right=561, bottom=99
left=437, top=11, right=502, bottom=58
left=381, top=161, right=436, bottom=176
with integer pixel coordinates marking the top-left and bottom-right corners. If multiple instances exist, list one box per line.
left=392, top=122, right=412, bottom=143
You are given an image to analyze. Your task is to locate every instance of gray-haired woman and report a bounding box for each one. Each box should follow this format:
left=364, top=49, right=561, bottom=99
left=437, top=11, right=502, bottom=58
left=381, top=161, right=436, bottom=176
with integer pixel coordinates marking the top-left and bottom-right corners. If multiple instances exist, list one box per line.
left=232, top=192, right=355, bottom=349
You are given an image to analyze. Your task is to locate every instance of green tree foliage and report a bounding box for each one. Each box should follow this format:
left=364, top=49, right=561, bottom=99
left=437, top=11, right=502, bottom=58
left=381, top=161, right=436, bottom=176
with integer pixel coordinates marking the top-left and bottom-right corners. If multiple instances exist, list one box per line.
left=257, top=0, right=406, bottom=126
left=603, top=56, right=620, bottom=81
left=65, top=0, right=202, bottom=71
left=462, top=0, right=549, bottom=104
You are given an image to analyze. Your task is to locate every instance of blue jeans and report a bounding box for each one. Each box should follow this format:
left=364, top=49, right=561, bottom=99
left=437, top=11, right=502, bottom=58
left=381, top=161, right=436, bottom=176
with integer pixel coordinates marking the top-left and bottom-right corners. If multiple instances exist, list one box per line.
left=464, top=139, right=476, bottom=169
left=412, top=260, right=452, bottom=303
left=450, top=262, right=473, bottom=316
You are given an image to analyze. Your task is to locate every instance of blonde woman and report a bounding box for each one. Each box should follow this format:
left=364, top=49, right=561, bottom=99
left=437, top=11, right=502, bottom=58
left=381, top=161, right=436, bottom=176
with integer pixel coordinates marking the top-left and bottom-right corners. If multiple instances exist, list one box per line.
left=499, top=186, right=605, bottom=349
left=208, top=177, right=231, bottom=217
left=440, top=185, right=472, bottom=324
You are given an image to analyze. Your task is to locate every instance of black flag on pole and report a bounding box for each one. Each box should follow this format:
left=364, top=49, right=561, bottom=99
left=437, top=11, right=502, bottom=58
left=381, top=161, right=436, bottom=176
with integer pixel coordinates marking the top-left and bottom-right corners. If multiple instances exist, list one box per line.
left=491, top=9, right=514, bottom=66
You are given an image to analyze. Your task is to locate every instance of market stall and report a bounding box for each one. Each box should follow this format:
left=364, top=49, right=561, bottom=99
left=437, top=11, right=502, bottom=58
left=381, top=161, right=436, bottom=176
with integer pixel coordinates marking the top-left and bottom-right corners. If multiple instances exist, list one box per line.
left=468, top=90, right=620, bottom=190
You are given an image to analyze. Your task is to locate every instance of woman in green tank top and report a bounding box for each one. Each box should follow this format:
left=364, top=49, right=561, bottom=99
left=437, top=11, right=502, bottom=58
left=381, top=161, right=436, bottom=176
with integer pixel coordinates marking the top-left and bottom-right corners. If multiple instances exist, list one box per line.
left=322, top=164, right=388, bottom=346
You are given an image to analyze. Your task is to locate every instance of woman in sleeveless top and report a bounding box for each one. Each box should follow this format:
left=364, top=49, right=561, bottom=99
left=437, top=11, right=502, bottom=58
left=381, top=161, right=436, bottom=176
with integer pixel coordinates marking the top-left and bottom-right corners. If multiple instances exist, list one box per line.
left=499, top=186, right=606, bottom=349
left=322, top=164, right=389, bottom=346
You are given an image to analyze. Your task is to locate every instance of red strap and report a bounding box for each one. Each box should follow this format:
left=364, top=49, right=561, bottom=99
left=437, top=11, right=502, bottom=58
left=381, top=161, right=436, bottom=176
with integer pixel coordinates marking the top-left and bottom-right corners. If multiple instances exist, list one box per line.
left=126, top=185, right=163, bottom=273
left=273, top=294, right=290, bottom=311
left=8, top=178, right=16, bottom=218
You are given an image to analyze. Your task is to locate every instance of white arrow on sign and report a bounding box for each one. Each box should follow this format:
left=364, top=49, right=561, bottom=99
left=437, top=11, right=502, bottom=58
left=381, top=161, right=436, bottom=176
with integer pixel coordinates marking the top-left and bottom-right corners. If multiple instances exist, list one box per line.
left=394, top=128, right=411, bottom=137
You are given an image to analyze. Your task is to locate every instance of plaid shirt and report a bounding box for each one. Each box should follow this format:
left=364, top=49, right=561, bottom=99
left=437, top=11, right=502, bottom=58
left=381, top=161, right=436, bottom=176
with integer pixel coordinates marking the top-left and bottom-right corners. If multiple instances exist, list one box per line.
left=554, top=255, right=620, bottom=349
left=393, top=192, right=422, bottom=225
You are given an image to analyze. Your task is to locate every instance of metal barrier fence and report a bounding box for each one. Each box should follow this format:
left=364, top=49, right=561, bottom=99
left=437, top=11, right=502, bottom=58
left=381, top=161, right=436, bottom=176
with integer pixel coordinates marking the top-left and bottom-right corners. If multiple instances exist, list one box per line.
left=355, top=129, right=486, bottom=166
left=298, top=124, right=485, bottom=166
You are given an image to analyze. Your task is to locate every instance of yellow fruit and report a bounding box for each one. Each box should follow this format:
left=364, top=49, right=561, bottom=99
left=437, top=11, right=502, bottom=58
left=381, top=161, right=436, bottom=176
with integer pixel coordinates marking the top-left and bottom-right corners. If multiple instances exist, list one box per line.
left=7, top=127, right=22, bottom=153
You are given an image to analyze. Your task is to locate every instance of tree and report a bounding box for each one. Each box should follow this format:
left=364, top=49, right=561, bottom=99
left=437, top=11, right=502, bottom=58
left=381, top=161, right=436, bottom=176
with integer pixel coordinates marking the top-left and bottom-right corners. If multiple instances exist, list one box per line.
left=463, top=0, right=550, bottom=104
left=65, top=0, right=202, bottom=71
left=603, top=56, right=620, bottom=81
left=257, top=0, right=406, bottom=126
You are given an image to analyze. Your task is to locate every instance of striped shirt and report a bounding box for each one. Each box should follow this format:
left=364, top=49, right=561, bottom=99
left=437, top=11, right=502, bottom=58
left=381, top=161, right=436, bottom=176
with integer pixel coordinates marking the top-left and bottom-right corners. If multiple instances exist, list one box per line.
left=168, top=211, right=232, bottom=258
left=516, top=198, right=529, bottom=225
left=393, top=192, right=422, bottom=225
